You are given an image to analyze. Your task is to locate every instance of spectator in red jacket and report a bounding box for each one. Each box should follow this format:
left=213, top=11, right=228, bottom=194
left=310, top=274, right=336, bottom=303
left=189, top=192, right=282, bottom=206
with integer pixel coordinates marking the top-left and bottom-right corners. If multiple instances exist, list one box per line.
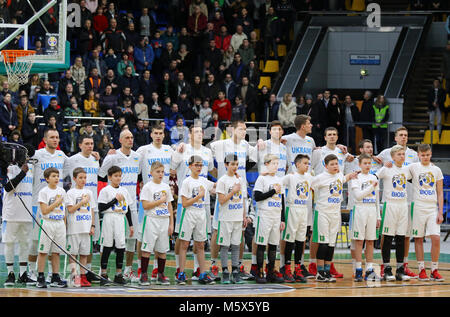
left=215, top=25, right=232, bottom=52
left=212, top=90, right=232, bottom=121
left=187, top=5, right=208, bottom=36
left=93, top=6, right=109, bottom=34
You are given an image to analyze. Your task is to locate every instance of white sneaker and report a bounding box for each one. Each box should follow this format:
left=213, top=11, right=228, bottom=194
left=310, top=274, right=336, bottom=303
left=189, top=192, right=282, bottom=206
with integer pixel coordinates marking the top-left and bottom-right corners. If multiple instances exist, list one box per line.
left=46, top=273, right=52, bottom=284
left=124, top=270, right=139, bottom=283
left=28, top=271, right=38, bottom=286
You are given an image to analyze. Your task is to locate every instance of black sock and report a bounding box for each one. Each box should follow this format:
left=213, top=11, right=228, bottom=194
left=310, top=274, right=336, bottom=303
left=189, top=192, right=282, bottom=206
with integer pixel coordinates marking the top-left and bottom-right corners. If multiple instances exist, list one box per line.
left=38, top=272, right=45, bottom=278
left=382, top=235, right=393, bottom=264
left=395, top=235, right=405, bottom=264
left=115, top=248, right=125, bottom=270
left=157, top=258, right=166, bottom=274
left=257, top=244, right=265, bottom=270
left=141, top=257, right=149, bottom=274
left=268, top=244, right=277, bottom=271
left=284, top=241, right=294, bottom=266
left=294, top=241, right=304, bottom=264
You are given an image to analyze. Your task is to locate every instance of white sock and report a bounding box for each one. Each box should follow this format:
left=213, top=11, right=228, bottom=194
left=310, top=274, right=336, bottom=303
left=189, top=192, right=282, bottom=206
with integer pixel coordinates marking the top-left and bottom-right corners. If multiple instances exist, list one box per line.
left=7, top=264, right=14, bottom=274
left=418, top=261, right=425, bottom=271
left=48, top=261, right=52, bottom=275
left=352, top=259, right=356, bottom=272
left=431, top=262, right=438, bottom=273
left=19, top=264, right=27, bottom=275
left=366, top=262, right=373, bottom=270
left=175, top=254, right=179, bottom=269
left=153, top=258, right=158, bottom=270
left=124, top=266, right=132, bottom=275
left=310, top=258, right=316, bottom=264
left=137, top=259, right=141, bottom=269
left=193, top=254, right=199, bottom=271
left=280, top=254, right=285, bottom=268
left=356, top=262, right=362, bottom=269
left=251, top=254, right=257, bottom=265
left=404, top=257, right=408, bottom=265
left=29, top=261, right=37, bottom=273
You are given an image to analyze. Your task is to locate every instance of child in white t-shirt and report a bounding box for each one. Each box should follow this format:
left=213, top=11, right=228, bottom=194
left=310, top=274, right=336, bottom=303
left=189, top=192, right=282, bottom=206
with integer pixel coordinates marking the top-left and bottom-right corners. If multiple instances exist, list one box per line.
left=65, top=167, right=95, bottom=287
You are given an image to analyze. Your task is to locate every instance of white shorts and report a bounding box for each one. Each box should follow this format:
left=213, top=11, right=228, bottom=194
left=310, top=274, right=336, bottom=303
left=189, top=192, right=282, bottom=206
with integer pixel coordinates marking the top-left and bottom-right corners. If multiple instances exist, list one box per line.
left=282, top=206, right=308, bottom=243
left=99, top=213, right=126, bottom=249
left=350, top=204, right=378, bottom=241
left=312, top=210, right=340, bottom=247
left=67, top=233, right=91, bottom=256
left=38, top=219, right=66, bottom=254
left=217, top=220, right=243, bottom=246
left=2, top=221, right=32, bottom=244
left=141, top=216, right=170, bottom=253
left=411, top=202, right=441, bottom=238
left=255, top=215, right=281, bottom=246
left=178, top=209, right=207, bottom=242
left=380, top=201, right=408, bottom=237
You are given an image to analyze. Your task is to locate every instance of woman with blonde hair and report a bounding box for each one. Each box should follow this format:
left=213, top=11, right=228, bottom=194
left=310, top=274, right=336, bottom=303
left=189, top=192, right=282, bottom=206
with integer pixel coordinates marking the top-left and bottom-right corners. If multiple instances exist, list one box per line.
left=223, top=45, right=235, bottom=69
left=70, top=56, right=87, bottom=96
left=278, top=92, right=297, bottom=134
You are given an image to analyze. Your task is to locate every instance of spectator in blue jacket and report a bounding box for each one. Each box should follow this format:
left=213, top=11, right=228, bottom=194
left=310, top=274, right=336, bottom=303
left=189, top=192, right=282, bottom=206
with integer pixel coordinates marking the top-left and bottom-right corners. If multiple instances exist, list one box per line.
left=164, top=103, right=183, bottom=131
left=134, top=36, right=155, bottom=74
left=170, top=115, right=189, bottom=145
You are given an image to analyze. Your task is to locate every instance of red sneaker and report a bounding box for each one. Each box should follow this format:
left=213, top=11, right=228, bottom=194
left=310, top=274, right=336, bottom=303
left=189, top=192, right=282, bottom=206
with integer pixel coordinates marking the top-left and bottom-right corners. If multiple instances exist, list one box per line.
left=281, top=264, right=295, bottom=283
left=191, top=267, right=200, bottom=281
left=380, top=264, right=384, bottom=278
left=418, top=269, right=429, bottom=281
left=174, top=267, right=180, bottom=280
left=80, top=274, right=91, bottom=287
left=151, top=268, right=158, bottom=281
left=308, top=262, right=317, bottom=276
left=250, top=264, right=258, bottom=278
left=403, top=264, right=418, bottom=279
left=294, top=264, right=307, bottom=283
left=430, top=270, right=444, bottom=282
left=330, top=262, right=344, bottom=278
left=137, top=268, right=141, bottom=278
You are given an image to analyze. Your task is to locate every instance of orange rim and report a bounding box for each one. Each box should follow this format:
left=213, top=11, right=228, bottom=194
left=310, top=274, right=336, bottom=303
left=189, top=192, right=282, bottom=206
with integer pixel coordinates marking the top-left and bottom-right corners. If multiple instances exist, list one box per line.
left=1, top=49, right=36, bottom=63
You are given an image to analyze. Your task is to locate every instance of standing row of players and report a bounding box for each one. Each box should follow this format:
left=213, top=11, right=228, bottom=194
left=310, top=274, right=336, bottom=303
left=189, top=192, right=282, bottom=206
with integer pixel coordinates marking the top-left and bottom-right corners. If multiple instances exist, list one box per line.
left=1, top=115, right=444, bottom=287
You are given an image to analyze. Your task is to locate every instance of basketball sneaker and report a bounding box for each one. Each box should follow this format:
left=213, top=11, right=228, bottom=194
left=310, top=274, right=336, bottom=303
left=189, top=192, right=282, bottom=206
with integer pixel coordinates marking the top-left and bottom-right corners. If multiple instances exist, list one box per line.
left=4, top=272, right=15, bottom=287
left=403, top=263, right=418, bottom=279
left=209, top=265, right=220, bottom=281
left=315, top=270, right=328, bottom=283
left=80, top=274, right=91, bottom=287
left=17, top=271, right=36, bottom=286
left=324, top=271, right=336, bottom=283
left=198, top=272, right=215, bottom=285
left=36, top=275, right=47, bottom=288
left=308, top=262, right=317, bottom=276
left=266, top=270, right=284, bottom=283
left=151, top=268, right=158, bottom=282
left=124, top=270, right=139, bottom=283
left=70, top=274, right=81, bottom=288
left=383, top=266, right=396, bottom=281
left=113, top=273, right=127, bottom=285
left=100, top=274, right=112, bottom=286
left=139, top=272, right=150, bottom=286
left=191, top=267, right=200, bottom=281
left=354, top=269, right=363, bottom=282
left=430, top=270, right=444, bottom=282
left=232, top=269, right=244, bottom=284
left=157, top=273, right=170, bottom=285
left=255, top=269, right=266, bottom=284
left=28, top=270, right=38, bottom=285
left=380, top=264, right=384, bottom=279
left=176, top=272, right=186, bottom=285
left=250, top=264, right=258, bottom=279
left=294, top=265, right=307, bottom=283
left=222, top=271, right=231, bottom=284
left=174, top=267, right=180, bottom=281
left=395, top=266, right=410, bottom=282
left=50, top=274, right=67, bottom=288
left=330, top=263, right=343, bottom=278
left=86, top=271, right=101, bottom=284
left=418, top=269, right=429, bottom=281
left=239, top=265, right=253, bottom=280
left=280, top=265, right=295, bottom=283
left=300, top=264, right=314, bottom=279
left=364, top=269, right=381, bottom=282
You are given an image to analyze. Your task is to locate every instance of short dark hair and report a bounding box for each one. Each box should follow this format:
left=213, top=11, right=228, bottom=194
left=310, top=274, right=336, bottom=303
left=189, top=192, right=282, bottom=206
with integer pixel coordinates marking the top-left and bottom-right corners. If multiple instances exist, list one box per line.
left=270, top=120, right=283, bottom=130
left=188, top=155, right=203, bottom=166
left=358, top=139, right=372, bottom=149
left=231, top=120, right=245, bottom=129
left=324, top=154, right=338, bottom=165
left=294, top=115, right=311, bottom=130
left=73, top=167, right=86, bottom=178
left=417, top=144, right=431, bottom=153
left=44, top=167, right=59, bottom=179
left=151, top=123, right=164, bottom=131
left=294, top=154, right=309, bottom=166
left=324, top=127, right=338, bottom=136
left=78, top=134, right=94, bottom=144
left=359, top=153, right=372, bottom=163
left=107, top=165, right=122, bottom=176
left=224, top=154, right=238, bottom=165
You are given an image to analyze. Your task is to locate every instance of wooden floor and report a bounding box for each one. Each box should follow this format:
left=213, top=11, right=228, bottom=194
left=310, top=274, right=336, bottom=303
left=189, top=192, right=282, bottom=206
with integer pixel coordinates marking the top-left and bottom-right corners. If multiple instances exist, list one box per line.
left=0, top=259, right=449, bottom=297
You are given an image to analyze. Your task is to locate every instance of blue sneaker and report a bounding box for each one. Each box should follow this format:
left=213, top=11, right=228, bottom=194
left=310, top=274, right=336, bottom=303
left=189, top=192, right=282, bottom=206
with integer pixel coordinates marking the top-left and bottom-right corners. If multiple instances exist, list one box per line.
left=354, top=268, right=363, bottom=282
left=199, top=272, right=215, bottom=285
left=176, top=272, right=186, bottom=285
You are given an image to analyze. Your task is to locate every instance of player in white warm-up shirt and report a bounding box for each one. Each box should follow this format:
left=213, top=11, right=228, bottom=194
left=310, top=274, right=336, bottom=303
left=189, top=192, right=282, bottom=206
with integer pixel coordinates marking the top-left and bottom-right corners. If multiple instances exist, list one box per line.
left=98, top=130, right=141, bottom=282
left=375, top=126, right=419, bottom=278
left=2, top=161, right=35, bottom=286
left=408, top=144, right=444, bottom=282
left=29, top=129, right=68, bottom=282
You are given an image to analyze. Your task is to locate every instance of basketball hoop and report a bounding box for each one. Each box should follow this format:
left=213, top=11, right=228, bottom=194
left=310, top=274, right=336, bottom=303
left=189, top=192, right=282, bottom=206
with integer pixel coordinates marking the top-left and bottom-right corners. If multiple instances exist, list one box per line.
left=1, top=49, right=36, bottom=86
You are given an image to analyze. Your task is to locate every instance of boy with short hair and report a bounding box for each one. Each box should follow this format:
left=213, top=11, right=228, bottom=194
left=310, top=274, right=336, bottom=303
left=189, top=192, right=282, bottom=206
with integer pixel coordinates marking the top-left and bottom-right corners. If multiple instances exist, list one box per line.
left=311, top=154, right=357, bottom=283
left=408, top=144, right=444, bottom=281
left=139, top=161, right=174, bottom=286
left=253, top=154, right=285, bottom=284
left=36, top=167, right=67, bottom=288
left=376, top=145, right=411, bottom=282
left=215, top=154, right=248, bottom=284
left=177, top=155, right=216, bottom=285
left=65, top=167, right=95, bottom=287
left=349, top=153, right=381, bottom=282
left=97, top=166, right=134, bottom=286
left=281, top=154, right=312, bottom=283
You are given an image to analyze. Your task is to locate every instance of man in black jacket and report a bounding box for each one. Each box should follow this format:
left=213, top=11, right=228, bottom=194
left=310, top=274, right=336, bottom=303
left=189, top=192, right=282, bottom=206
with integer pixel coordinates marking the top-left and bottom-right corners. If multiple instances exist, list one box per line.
left=427, top=79, right=446, bottom=134
left=139, top=69, right=157, bottom=104
left=262, top=6, right=281, bottom=62
left=101, top=18, right=127, bottom=54
left=310, top=94, right=327, bottom=146
left=342, top=95, right=360, bottom=152
left=359, top=90, right=374, bottom=143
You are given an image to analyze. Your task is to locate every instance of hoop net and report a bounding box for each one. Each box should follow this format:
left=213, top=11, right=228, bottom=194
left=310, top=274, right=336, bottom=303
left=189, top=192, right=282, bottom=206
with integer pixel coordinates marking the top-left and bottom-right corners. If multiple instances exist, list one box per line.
left=1, top=50, right=36, bottom=86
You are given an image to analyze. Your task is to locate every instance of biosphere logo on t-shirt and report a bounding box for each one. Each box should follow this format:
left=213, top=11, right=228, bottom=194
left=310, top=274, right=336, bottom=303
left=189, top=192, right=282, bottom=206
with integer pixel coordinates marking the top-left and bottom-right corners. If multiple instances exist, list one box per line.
left=49, top=195, right=64, bottom=211
left=112, top=200, right=127, bottom=211
left=361, top=181, right=375, bottom=196
left=361, top=181, right=376, bottom=203
left=391, top=174, right=406, bottom=198
left=269, top=184, right=281, bottom=200
left=75, top=196, right=91, bottom=212
left=418, top=172, right=435, bottom=196
left=153, top=191, right=168, bottom=206
left=328, top=180, right=342, bottom=203
left=296, top=182, right=309, bottom=199
left=228, top=187, right=242, bottom=203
